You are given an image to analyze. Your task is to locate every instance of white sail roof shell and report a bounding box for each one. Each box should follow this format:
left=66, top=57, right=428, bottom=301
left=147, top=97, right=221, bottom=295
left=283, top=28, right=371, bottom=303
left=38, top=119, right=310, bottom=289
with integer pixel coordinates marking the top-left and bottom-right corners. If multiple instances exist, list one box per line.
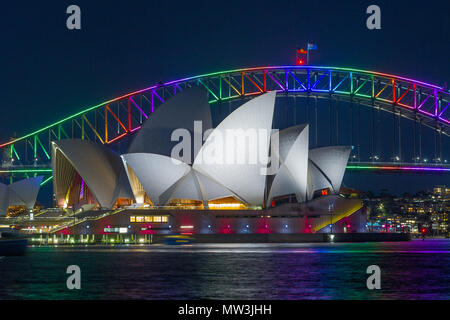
left=306, top=161, right=333, bottom=200
left=8, top=176, right=43, bottom=208
left=121, top=153, right=191, bottom=206
left=127, top=86, right=213, bottom=161
left=0, top=177, right=43, bottom=216
left=52, top=140, right=134, bottom=209
left=160, top=169, right=204, bottom=205
left=194, top=170, right=234, bottom=201
left=0, top=183, right=9, bottom=216
left=159, top=168, right=234, bottom=205
left=307, top=146, right=351, bottom=199
left=193, top=91, right=276, bottom=206
left=268, top=125, right=309, bottom=203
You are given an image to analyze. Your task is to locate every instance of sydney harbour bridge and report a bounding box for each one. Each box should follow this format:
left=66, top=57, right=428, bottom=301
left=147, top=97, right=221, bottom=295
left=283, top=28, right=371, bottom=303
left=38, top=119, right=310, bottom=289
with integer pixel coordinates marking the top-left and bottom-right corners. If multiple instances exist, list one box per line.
left=1, top=65, right=449, bottom=189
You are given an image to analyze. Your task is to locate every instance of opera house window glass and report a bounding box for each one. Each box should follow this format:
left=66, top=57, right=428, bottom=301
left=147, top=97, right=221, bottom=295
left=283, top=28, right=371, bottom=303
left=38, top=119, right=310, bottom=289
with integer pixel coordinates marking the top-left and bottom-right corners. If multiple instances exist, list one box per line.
left=130, top=215, right=168, bottom=223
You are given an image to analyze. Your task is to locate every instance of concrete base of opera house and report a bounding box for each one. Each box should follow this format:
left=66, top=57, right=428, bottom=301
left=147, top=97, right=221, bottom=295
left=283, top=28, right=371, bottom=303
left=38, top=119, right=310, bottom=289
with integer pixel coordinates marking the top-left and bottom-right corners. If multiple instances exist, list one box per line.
left=24, top=195, right=410, bottom=243
left=45, top=196, right=366, bottom=235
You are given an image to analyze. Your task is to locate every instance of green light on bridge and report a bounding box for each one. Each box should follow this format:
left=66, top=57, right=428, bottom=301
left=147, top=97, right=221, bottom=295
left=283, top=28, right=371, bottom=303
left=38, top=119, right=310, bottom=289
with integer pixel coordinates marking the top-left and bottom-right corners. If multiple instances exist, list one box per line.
left=0, top=169, right=53, bottom=174
left=40, top=176, right=53, bottom=186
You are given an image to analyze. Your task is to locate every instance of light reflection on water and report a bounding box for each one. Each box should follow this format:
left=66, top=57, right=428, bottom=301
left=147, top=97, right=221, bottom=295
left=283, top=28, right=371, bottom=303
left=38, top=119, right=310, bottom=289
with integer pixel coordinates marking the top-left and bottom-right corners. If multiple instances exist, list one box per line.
left=0, top=239, right=449, bottom=300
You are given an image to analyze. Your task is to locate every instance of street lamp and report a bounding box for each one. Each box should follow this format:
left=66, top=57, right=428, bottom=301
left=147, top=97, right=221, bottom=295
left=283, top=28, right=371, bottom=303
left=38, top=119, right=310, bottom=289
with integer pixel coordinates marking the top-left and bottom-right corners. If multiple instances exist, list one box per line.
left=329, top=203, right=334, bottom=237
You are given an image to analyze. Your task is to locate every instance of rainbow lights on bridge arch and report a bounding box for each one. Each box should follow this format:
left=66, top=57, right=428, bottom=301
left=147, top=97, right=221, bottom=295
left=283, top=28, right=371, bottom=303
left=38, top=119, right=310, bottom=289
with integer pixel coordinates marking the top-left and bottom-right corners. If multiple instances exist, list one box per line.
left=346, top=165, right=450, bottom=172
left=2, top=163, right=450, bottom=181
left=1, top=66, right=449, bottom=175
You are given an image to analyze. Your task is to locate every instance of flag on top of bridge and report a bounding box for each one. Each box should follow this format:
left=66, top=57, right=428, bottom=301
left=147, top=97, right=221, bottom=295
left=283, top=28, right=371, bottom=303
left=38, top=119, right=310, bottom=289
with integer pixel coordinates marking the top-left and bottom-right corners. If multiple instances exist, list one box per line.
left=307, top=43, right=317, bottom=50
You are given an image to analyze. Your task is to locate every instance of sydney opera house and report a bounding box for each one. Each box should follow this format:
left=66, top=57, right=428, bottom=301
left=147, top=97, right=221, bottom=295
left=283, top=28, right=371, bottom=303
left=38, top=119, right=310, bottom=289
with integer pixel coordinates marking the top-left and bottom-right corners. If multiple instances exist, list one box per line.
left=43, top=87, right=366, bottom=240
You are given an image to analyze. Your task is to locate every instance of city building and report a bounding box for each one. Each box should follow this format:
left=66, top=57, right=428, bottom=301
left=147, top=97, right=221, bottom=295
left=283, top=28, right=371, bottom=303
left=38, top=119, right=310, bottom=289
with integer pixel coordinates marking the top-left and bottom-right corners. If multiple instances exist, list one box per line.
left=366, top=186, right=449, bottom=235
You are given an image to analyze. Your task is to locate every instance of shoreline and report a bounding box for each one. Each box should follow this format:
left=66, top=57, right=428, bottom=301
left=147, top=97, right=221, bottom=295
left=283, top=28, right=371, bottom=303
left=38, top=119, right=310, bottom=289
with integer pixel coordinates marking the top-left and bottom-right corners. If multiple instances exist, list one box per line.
left=25, top=232, right=413, bottom=245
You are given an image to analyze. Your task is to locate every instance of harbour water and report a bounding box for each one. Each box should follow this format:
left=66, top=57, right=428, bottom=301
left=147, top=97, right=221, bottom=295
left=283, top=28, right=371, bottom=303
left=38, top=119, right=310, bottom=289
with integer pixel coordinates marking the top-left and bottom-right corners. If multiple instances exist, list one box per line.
left=0, top=239, right=449, bottom=300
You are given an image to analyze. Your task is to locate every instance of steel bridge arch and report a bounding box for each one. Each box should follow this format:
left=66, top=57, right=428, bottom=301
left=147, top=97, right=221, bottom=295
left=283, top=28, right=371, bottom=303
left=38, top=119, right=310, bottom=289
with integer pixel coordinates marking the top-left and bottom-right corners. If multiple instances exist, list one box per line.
left=1, top=66, right=449, bottom=167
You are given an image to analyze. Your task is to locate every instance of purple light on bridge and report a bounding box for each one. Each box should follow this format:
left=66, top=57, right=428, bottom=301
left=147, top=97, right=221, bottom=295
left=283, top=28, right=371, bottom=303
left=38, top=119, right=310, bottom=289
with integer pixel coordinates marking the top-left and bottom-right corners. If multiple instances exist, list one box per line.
left=129, top=97, right=148, bottom=119
left=347, top=165, right=450, bottom=172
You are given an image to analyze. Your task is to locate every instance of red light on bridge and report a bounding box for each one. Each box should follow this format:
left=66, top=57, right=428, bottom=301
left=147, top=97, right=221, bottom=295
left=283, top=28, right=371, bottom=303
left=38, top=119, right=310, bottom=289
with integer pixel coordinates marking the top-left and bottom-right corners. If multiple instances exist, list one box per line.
left=296, top=47, right=306, bottom=65
left=321, top=189, right=329, bottom=196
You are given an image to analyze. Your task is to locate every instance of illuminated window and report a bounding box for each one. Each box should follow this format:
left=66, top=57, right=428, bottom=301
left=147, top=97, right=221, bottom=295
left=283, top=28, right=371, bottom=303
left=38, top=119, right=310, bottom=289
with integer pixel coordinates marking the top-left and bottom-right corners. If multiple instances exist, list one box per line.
left=104, top=227, right=127, bottom=234
left=208, top=196, right=246, bottom=210
left=130, top=215, right=168, bottom=223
